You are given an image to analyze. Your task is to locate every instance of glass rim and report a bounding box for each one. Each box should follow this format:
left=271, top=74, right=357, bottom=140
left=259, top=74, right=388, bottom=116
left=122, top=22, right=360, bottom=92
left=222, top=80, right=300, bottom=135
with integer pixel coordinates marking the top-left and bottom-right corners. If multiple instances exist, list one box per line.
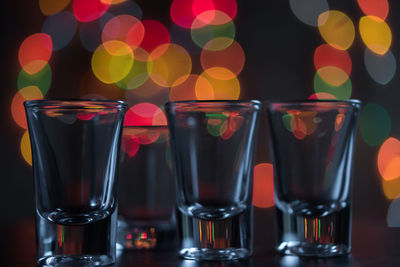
left=165, top=99, right=262, bottom=109
left=24, top=99, right=127, bottom=110
left=265, top=99, right=361, bottom=108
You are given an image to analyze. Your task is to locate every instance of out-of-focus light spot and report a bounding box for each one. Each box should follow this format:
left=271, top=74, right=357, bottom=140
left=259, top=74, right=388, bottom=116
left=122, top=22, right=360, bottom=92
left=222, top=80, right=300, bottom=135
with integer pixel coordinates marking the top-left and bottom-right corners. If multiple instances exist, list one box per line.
left=318, top=10, right=355, bottom=50
left=289, top=0, right=329, bottom=27
left=207, top=115, right=227, bottom=137
left=42, top=12, right=78, bottom=51
left=18, top=64, right=52, bottom=96
left=315, top=66, right=349, bottom=87
left=116, top=47, right=150, bottom=90
left=387, top=197, right=400, bottom=227
left=359, top=103, right=391, bottom=146
left=101, top=0, right=126, bottom=4
left=107, top=0, right=142, bottom=20
left=382, top=178, right=400, bottom=200
left=202, top=36, right=234, bottom=51
left=170, top=0, right=214, bottom=29
left=39, top=0, right=71, bottom=16
left=253, top=163, right=275, bottom=208
left=201, top=0, right=237, bottom=22
left=73, top=0, right=110, bottom=22
left=124, top=127, right=160, bottom=145
left=124, top=103, right=167, bottom=126
left=196, top=68, right=240, bottom=100
left=122, top=134, right=140, bottom=157
left=148, top=43, right=192, bottom=87
left=91, top=40, right=134, bottom=84
left=314, top=44, right=352, bottom=75
left=18, top=33, right=52, bottom=75
left=364, top=48, right=396, bottom=85
left=378, top=137, right=400, bottom=181
left=20, top=131, right=32, bottom=166
left=80, top=12, right=114, bottom=52
left=191, top=13, right=235, bottom=49
left=357, top=0, right=389, bottom=20
left=170, top=74, right=204, bottom=101
left=140, top=20, right=171, bottom=54
left=308, top=92, right=336, bottom=99
left=11, top=86, right=44, bottom=129
left=314, top=71, right=352, bottom=99
left=201, top=38, right=244, bottom=77
left=359, top=16, right=391, bottom=55
left=283, top=111, right=317, bottom=139
left=102, top=15, right=144, bottom=50
left=170, top=24, right=202, bottom=55
left=335, top=111, right=345, bottom=131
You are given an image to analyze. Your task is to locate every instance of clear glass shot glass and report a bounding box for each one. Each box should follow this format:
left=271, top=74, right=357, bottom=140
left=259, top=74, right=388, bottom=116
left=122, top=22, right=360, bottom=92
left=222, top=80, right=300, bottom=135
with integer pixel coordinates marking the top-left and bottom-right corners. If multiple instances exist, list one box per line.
left=265, top=100, right=361, bottom=257
left=25, top=99, right=126, bottom=266
left=165, top=100, right=262, bottom=261
left=117, top=125, right=177, bottom=250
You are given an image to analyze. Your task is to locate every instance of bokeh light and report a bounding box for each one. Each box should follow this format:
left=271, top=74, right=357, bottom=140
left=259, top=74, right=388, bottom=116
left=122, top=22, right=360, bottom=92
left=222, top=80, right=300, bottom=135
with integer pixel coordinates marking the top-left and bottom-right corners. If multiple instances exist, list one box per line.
left=170, top=24, right=202, bottom=55
left=124, top=103, right=167, bottom=126
left=314, top=44, right=352, bottom=76
left=308, top=92, right=336, bottom=100
left=318, top=10, right=355, bottom=50
left=196, top=68, right=240, bottom=100
left=201, top=38, right=244, bottom=77
left=357, top=0, right=389, bottom=20
left=73, top=0, right=110, bottom=22
left=18, top=64, right=52, bottom=96
left=101, top=0, right=127, bottom=4
left=107, top=0, right=143, bottom=19
left=39, top=0, right=71, bottom=16
left=18, top=33, right=52, bottom=75
left=314, top=71, right=352, bottom=99
left=126, top=79, right=169, bottom=108
left=121, top=133, right=140, bottom=157
left=170, top=0, right=214, bottom=29
left=191, top=12, right=235, bottom=49
left=382, top=178, right=400, bottom=200
left=364, top=48, right=396, bottom=85
left=116, top=47, right=150, bottom=90
left=91, top=40, right=134, bottom=84
left=20, top=131, right=32, bottom=166
left=387, top=197, right=400, bottom=227
left=253, top=163, right=275, bottom=208
left=359, top=16, right=392, bottom=55
left=102, top=15, right=145, bottom=50
left=359, top=103, right=391, bottom=146
left=11, top=86, right=44, bottom=129
left=170, top=74, right=204, bottom=101
left=140, top=20, right=171, bottom=54
left=316, top=66, right=349, bottom=87
left=289, top=0, right=329, bottom=27
left=42, top=12, right=78, bottom=51
left=378, top=137, right=400, bottom=181
left=80, top=12, right=114, bottom=52
left=148, top=43, right=192, bottom=87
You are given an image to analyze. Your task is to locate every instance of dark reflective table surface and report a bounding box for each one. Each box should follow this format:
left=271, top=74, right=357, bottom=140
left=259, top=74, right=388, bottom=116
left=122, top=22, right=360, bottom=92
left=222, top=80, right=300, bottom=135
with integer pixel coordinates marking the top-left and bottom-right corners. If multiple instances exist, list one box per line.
left=2, top=208, right=400, bottom=267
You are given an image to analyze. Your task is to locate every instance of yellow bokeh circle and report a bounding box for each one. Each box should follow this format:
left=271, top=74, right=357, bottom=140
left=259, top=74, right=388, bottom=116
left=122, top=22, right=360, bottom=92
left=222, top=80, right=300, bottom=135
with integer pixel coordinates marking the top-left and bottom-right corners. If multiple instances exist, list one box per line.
left=91, top=40, right=134, bottom=84
left=318, top=10, right=355, bottom=50
left=20, top=131, right=32, bottom=166
left=359, top=16, right=392, bottom=55
left=196, top=68, right=240, bottom=100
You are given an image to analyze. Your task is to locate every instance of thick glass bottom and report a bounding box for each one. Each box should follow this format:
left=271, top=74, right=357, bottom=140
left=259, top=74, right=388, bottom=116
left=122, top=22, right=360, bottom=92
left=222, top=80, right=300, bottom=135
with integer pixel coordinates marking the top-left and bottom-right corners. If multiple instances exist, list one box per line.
left=276, top=204, right=351, bottom=257
left=38, top=254, right=114, bottom=266
left=180, top=248, right=251, bottom=261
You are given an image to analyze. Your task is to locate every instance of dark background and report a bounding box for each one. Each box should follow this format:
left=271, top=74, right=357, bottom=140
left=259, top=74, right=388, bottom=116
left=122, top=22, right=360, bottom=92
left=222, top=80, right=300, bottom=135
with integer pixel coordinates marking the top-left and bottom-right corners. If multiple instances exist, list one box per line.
left=1, top=0, right=400, bottom=266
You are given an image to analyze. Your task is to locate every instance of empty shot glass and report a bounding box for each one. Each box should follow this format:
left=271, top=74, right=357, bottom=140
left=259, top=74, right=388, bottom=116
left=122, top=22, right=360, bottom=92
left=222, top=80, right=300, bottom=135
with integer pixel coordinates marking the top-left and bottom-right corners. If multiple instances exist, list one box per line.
left=25, top=99, right=126, bottom=266
left=265, top=100, right=361, bottom=257
left=165, top=100, right=262, bottom=260
left=117, top=125, right=177, bottom=250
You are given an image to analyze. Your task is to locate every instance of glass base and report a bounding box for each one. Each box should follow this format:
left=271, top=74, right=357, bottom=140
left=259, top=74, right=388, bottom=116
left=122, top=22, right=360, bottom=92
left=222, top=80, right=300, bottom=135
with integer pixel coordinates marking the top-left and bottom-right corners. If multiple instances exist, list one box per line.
left=275, top=204, right=351, bottom=257
left=277, top=241, right=350, bottom=257
left=117, top=218, right=177, bottom=250
left=180, top=248, right=251, bottom=261
left=38, top=255, right=114, bottom=266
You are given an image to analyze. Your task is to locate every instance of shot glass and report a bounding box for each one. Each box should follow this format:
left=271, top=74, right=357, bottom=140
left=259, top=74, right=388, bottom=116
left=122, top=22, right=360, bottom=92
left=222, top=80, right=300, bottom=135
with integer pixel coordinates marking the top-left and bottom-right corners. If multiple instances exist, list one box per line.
left=265, top=100, right=361, bottom=257
left=25, top=99, right=126, bottom=266
left=165, top=100, right=262, bottom=260
left=117, top=125, right=177, bottom=250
